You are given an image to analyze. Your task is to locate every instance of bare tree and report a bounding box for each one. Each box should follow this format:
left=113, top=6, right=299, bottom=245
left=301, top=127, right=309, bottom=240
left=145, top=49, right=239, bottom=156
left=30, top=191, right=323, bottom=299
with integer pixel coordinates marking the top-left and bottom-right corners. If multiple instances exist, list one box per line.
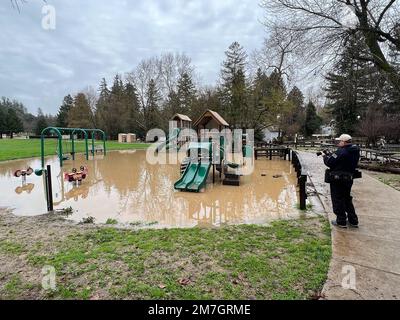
left=261, top=0, right=400, bottom=91
left=126, top=53, right=195, bottom=110
left=10, top=0, right=46, bottom=12
left=251, top=28, right=304, bottom=83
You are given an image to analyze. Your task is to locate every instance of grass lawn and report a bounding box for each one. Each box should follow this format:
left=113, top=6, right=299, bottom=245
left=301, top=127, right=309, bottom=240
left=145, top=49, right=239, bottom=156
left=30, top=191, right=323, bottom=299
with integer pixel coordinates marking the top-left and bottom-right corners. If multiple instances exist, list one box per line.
left=0, top=139, right=150, bottom=162
left=0, top=213, right=331, bottom=300
left=367, top=171, right=400, bottom=191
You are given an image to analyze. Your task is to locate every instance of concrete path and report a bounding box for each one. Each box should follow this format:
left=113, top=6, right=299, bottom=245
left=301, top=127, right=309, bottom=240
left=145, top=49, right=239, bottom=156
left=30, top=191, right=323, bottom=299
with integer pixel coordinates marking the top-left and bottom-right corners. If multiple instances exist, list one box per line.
left=299, top=151, right=400, bottom=300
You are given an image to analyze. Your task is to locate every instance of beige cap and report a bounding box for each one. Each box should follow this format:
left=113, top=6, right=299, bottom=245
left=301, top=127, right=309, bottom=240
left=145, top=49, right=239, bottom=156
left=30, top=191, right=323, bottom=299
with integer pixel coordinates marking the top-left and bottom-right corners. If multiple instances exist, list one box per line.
left=335, top=134, right=352, bottom=142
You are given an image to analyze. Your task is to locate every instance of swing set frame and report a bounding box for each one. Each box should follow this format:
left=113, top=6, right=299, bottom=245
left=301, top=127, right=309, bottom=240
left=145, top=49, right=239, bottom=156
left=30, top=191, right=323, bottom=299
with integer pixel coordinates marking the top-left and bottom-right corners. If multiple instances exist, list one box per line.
left=40, top=127, right=107, bottom=168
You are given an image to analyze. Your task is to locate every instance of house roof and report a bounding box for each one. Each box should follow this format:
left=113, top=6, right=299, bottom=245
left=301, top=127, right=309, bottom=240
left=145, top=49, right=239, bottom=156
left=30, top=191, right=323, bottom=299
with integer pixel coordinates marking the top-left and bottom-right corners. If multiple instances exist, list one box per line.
left=171, top=113, right=192, bottom=122
left=193, top=109, right=229, bottom=128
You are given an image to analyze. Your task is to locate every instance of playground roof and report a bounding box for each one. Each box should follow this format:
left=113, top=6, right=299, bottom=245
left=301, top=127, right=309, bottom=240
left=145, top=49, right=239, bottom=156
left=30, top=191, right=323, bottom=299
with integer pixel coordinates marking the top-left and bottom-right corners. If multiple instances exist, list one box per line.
left=171, top=113, right=192, bottom=122
left=193, top=109, right=229, bottom=128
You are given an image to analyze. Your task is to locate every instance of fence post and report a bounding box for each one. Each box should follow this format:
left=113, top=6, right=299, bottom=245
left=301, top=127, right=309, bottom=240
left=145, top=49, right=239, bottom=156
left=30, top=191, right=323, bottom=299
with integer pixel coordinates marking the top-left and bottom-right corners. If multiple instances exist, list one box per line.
left=299, top=174, right=307, bottom=210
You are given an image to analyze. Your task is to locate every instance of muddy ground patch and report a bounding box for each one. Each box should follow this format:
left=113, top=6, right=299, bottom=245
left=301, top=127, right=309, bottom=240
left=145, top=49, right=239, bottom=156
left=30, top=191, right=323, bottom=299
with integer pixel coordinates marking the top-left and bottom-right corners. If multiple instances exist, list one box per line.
left=0, top=209, right=331, bottom=300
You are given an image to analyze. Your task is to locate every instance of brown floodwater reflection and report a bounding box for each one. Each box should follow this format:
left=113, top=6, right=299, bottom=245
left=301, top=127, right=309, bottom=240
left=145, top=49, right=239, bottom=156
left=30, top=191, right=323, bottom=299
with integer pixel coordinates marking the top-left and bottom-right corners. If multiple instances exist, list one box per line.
left=0, top=150, right=300, bottom=228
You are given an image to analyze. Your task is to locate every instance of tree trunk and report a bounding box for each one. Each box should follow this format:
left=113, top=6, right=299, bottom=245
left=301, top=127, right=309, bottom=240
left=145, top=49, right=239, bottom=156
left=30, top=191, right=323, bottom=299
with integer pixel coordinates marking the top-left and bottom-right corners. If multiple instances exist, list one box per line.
left=358, top=0, right=400, bottom=92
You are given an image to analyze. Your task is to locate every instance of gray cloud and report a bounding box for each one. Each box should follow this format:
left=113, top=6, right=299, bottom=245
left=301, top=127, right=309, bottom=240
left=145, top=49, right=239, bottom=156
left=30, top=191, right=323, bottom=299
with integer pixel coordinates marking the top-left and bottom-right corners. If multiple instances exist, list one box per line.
left=0, top=0, right=265, bottom=114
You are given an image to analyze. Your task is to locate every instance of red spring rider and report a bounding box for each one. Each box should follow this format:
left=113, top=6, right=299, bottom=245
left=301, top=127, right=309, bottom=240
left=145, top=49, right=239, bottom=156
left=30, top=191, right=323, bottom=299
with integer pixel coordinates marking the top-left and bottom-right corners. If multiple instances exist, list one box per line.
left=64, top=166, right=88, bottom=183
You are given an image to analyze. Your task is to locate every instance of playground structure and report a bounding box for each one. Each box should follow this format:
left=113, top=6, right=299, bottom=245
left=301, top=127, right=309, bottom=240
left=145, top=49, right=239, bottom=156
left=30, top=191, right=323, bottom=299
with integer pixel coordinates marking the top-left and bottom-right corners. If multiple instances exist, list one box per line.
left=171, top=113, right=192, bottom=130
left=40, top=127, right=107, bottom=168
left=155, top=114, right=193, bottom=154
left=157, top=109, right=307, bottom=209
left=156, top=110, right=254, bottom=192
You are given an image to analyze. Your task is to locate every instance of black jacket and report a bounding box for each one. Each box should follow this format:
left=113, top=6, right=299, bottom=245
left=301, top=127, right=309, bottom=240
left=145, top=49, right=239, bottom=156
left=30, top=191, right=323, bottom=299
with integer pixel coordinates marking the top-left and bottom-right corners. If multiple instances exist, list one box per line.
left=323, top=144, right=360, bottom=173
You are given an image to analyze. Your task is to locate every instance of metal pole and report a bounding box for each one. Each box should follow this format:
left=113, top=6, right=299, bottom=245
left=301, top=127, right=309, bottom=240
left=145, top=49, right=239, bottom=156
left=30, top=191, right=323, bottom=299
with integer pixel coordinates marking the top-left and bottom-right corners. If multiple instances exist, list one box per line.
left=213, top=165, right=215, bottom=184
left=92, top=131, right=95, bottom=156
left=71, top=132, right=75, bottom=160
left=41, top=134, right=45, bottom=168
left=59, top=135, right=63, bottom=167
left=85, top=132, right=89, bottom=161
left=102, top=131, right=106, bottom=156
left=45, top=165, right=54, bottom=212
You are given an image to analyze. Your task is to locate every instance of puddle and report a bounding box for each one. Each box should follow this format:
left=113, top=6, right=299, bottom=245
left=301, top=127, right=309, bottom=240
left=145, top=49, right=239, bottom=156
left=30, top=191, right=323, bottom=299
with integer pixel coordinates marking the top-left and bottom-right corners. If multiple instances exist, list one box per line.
left=0, top=150, right=300, bottom=228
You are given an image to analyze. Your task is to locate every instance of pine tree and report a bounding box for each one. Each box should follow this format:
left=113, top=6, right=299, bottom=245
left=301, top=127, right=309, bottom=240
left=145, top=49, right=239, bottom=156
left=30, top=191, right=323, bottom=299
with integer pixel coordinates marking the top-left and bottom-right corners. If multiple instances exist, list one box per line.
left=35, top=108, right=48, bottom=135
left=286, top=86, right=305, bottom=136
left=124, top=82, right=141, bottom=134
left=177, top=72, right=196, bottom=115
left=0, top=107, right=5, bottom=138
left=325, top=35, right=377, bottom=135
left=95, top=78, right=111, bottom=137
left=144, top=79, right=161, bottom=132
left=109, top=74, right=127, bottom=138
left=220, top=41, right=248, bottom=128
left=56, top=94, right=73, bottom=127
left=68, top=93, right=93, bottom=129
left=269, top=70, right=287, bottom=96
left=304, top=101, right=322, bottom=137
left=5, top=108, right=23, bottom=138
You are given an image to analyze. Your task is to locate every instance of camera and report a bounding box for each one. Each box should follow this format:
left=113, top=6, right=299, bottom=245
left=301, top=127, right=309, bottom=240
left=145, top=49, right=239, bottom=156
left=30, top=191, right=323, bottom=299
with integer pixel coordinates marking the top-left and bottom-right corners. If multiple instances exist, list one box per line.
left=316, top=149, right=331, bottom=157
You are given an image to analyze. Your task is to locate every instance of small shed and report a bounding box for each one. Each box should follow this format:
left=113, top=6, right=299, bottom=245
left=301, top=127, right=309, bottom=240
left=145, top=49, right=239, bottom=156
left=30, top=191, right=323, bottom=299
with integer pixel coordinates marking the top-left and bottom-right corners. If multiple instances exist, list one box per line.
left=171, top=114, right=192, bottom=129
left=118, top=133, right=136, bottom=143
left=193, top=110, right=229, bottom=133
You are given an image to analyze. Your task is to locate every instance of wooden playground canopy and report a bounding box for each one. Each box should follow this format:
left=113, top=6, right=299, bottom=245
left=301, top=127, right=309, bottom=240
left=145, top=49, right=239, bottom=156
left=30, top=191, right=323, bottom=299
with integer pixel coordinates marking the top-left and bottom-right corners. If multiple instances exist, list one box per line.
left=40, top=127, right=106, bottom=168
left=193, top=110, right=229, bottom=133
left=171, top=113, right=192, bottom=129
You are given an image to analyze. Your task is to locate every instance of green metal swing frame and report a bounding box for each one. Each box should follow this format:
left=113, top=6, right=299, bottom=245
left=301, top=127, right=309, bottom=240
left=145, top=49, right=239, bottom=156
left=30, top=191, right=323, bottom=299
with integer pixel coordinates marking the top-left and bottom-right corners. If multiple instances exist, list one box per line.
left=41, top=127, right=106, bottom=168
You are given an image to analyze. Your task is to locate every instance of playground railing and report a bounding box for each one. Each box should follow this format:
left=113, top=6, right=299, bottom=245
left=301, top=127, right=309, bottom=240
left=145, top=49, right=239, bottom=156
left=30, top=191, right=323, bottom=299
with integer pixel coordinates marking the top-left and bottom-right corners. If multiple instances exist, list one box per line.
left=291, top=150, right=308, bottom=210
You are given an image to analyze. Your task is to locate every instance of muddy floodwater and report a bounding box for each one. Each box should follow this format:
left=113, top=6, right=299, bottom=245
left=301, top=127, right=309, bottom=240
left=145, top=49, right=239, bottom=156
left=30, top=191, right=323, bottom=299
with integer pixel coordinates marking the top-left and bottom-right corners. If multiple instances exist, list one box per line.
left=0, top=150, right=301, bottom=228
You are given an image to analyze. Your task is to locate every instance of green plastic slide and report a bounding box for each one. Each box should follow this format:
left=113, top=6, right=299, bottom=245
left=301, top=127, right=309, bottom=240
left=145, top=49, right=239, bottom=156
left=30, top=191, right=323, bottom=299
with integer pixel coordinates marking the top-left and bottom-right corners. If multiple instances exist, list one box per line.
left=186, top=163, right=212, bottom=192
left=174, top=162, right=199, bottom=190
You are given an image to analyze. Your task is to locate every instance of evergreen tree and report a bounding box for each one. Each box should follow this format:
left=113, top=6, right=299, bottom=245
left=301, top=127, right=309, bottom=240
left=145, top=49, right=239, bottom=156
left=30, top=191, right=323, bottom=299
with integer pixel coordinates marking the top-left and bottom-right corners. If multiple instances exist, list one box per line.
left=220, top=41, right=248, bottom=128
left=35, top=108, right=48, bottom=135
left=68, top=93, right=93, bottom=129
left=0, top=107, right=5, bottom=138
left=56, top=94, right=73, bottom=127
left=144, top=79, right=161, bottom=132
left=124, top=81, right=141, bottom=134
left=109, top=74, right=127, bottom=138
left=5, top=108, right=23, bottom=138
left=95, top=78, right=111, bottom=138
left=285, top=86, right=305, bottom=137
left=325, top=35, right=377, bottom=135
left=269, top=69, right=287, bottom=96
left=177, top=72, right=196, bottom=115
left=304, top=101, right=322, bottom=137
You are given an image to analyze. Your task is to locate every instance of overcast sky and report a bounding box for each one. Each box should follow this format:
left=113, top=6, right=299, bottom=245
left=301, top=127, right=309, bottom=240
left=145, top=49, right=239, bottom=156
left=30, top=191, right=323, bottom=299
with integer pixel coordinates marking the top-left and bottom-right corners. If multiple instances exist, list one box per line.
left=0, top=0, right=266, bottom=115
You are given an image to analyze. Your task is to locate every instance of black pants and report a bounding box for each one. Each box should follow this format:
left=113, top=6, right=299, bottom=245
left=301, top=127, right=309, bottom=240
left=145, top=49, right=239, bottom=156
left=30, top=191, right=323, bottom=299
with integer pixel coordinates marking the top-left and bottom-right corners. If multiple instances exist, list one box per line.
left=330, top=180, right=358, bottom=226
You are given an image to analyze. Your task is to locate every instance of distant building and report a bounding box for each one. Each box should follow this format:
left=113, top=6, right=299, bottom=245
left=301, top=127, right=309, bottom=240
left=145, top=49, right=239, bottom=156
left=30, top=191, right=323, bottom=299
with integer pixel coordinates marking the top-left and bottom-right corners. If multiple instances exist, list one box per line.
left=320, top=125, right=334, bottom=137
left=262, top=127, right=279, bottom=143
